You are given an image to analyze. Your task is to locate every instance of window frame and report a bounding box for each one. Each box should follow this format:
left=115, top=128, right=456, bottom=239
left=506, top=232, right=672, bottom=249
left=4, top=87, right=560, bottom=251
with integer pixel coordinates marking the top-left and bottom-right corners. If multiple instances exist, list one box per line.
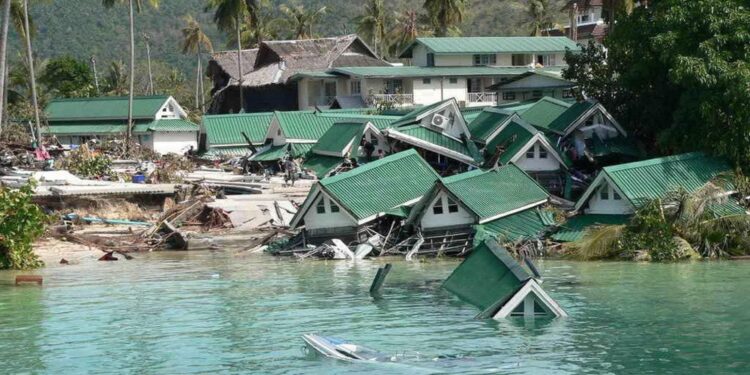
left=449, top=77, right=458, bottom=84
left=447, top=198, right=459, bottom=213
left=538, top=145, right=548, bottom=159
left=526, top=146, right=536, bottom=159
left=562, top=89, right=574, bottom=99
left=316, top=198, right=326, bottom=214
left=350, top=80, right=361, bottom=95
left=432, top=197, right=444, bottom=215
left=422, top=78, right=431, bottom=85
left=502, top=92, right=516, bottom=101
left=330, top=201, right=340, bottom=213
left=426, top=53, right=435, bottom=67
left=599, top=186, right=610, bottom=200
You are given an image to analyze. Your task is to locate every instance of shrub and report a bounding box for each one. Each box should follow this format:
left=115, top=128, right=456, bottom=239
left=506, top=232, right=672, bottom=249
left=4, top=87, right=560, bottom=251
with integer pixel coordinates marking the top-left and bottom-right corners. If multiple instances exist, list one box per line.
left=0, top=182, right=49, bottom=269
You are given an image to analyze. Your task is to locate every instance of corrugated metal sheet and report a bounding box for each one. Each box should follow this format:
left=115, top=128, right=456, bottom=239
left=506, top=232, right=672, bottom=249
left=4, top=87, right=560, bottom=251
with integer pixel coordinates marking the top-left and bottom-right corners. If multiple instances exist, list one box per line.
left=315, top=113, right=399, bottom=130
left=302, top=154, right=343, bottom=179
left=412, top=37, right=580, bottom=54
left=552, top=214, right=629, bottom=242
left=590, top=134, right=644, bottom=158
left=46, top=96, right=169, bottom=121
left=389, top=125, right=472, bottom=158
left=468, top=109, right=510, bottom=143
left=391, top=100, right=450, bottom=127
left=312, top=122, right=366, bottom=156
left=485, top=120, right=535, bottom=164
left=442, top=164, right=549, bottom=221
left=251, top=143, right=314, bottom=161
left=45, top=123, right=129, bottom=135
left=203, top=112, right=274, bottom=146
left=202, top=146, right=253, bottom=159
left=478, top=208, right=556, bottom=242
left=604, top=152, right=731, bottom=207
left=547, top=100, right=596, bottom=133
left=519, top=97, right=572, bottom=130
left=321, top=149, right=440, bottom=220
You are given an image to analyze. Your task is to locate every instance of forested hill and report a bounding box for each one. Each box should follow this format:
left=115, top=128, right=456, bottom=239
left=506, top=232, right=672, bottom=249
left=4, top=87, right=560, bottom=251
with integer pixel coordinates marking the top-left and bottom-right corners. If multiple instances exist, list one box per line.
left=12, top=0, right=568, bottom=74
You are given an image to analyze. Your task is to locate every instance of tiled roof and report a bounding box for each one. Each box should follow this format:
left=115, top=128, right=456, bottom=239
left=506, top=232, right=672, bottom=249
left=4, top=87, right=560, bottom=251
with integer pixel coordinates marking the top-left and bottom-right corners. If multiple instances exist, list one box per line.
left=477, top=208, right=556, bottom=242
left=600, top=152, right=731, bottom=208
left=203, top=112, right=274, bottom=146
left=401, top=37, right=580, bottom=57
left=319, top=149, right=440, bottom=220
left=46, top=96, right=169, bottom=121
left=441, top=164, right=549, bottom=222
left=519, top=97, right=572, bottom=130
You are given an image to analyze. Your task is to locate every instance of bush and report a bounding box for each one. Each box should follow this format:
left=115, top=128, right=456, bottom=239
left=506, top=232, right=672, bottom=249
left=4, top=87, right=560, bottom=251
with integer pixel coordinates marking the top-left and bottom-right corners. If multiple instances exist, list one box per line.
left=0, top=182, right=49, bottom=269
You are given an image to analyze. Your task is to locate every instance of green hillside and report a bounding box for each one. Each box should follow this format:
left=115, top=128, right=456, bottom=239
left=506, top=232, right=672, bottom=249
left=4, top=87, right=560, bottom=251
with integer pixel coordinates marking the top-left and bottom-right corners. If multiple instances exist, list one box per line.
left=9, top=0, right=569, bottom=75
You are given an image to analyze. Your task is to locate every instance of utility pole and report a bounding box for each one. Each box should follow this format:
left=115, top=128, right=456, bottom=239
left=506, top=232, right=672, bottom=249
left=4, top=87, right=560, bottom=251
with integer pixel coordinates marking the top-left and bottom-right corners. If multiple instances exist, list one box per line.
left=23, top=0, right=41, bottom=144
left=90, top=56, right=100, bottom=95
left=144, top=33, right=154, bottom=95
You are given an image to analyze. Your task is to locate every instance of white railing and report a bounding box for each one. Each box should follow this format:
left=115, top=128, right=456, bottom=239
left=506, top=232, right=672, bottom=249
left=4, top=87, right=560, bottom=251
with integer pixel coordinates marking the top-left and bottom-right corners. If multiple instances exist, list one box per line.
left=367, top=93, right=414, bottom=105
left=467, top=92, right=497, bottom=104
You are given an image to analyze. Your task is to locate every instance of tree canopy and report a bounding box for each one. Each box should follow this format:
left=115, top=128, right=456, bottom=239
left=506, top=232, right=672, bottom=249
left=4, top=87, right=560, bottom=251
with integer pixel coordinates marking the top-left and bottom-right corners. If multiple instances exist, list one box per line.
left=39, top=55, right=94, bottom=98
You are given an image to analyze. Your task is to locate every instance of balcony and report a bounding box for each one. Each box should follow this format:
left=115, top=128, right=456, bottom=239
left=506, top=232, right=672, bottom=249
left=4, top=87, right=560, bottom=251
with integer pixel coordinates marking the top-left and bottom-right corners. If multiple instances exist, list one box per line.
left=467, top=92, right=497, bottom=106
left=367, top=93, right=414, bottom=106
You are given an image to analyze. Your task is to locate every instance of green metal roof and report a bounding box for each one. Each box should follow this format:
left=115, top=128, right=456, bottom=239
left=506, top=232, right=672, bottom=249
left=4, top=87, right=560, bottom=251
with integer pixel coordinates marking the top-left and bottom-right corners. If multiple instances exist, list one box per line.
left=441, top=164, right=549, bottom=222
left=442, top=240, right=530, bottom=314
left=477, top=208, right=556, bottom=242
left=552, top=214, right=630, bottom=242
left=333, top=66, right=547, bottom=78
left=545, top=99, right=596, bottom=133
left=312, top=122, right=366, bottom=157
left=46, top=96, right=170, bottom=121
left=202, top=146, right=253, bottom=159
left=203, top=112, right=274, bottom=146
left=288, top=70, right=340, bottom=80
left=391, top=99, right=452, bottom=127
left=251, top=143, right=314, bottom=161
left=485, top=120, right=536, bottom=164
left=388, top=125, right=476, bottom=161
left=519, top=97, right=572, bottom=130
left=403, top=37, right=580, bottom=57
left=133, top=119, right=199, bottom=132
left=467, top=108, right=511, bottom=143
left=319, top=149, right=440, bottom=220
left=302, top=154, right=343, bottom=179
left=315, top=113, right=399, bottom=130
left=590, top=133, right=644, bottom=159
left=601, top=152, right=731, bottom=208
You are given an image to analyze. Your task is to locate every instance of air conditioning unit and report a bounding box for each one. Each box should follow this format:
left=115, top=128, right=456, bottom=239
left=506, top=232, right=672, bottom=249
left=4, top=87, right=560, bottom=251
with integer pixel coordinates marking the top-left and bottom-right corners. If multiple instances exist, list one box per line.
left=431, top=114, right=450, bottom=129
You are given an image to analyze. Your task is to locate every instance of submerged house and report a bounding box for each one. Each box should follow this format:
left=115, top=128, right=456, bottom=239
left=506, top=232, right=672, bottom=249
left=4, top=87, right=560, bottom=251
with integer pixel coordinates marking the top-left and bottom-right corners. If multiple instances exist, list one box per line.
left=289, top=149, right=440, bottom=239
left=555, top=152, right=739, bottom=242
left=45, top=96, right=199, bottom=155
left=443, top=240, right=567, bottom=319
left=405, top=164, right=553, bottom=250
left=207, top=35, right=388, bottom=113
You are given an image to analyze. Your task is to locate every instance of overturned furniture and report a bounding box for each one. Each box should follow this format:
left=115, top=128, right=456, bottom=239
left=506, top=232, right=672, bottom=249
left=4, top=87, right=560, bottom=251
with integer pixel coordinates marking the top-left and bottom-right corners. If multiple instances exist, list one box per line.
left=442, top=240, right=567, bottom=319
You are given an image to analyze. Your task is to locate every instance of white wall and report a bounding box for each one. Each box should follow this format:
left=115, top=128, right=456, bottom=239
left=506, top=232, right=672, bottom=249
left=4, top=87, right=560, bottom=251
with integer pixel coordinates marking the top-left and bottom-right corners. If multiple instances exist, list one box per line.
left=514, top=142, right=561, bottom=172
left=412, top=44, right=427, bottom=66
left=297, top=78, right=310, bottom=109
left=442, top=78, right=468, bottom=104
left=304, top=194, right=357, bottom=231
left=421, top=192, right=476, bottom=230
left=152, top=131, right=198, bottom=155
left=361, top=128, right=390, bottom=156
left=412, top=77, right=444, bottom=105
left=585, top=181, right=634, bottom=215
left=435, top=54, right=473, bottom=66
left=268, top=119, right=286, bottom=146
left=156, top=99, right=181, bottom=119
left=417, top=103, right=466, bottom=140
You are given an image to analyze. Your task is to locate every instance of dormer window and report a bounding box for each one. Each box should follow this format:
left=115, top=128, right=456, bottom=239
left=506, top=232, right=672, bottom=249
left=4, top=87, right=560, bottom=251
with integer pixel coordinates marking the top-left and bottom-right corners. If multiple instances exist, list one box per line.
left=316, top=199, right=326, bottom=214
left=447, top=198, right=459, bottom=213
left=433, top=198, right=444, bottom=215
left=426, top=53, right=435, bottom=67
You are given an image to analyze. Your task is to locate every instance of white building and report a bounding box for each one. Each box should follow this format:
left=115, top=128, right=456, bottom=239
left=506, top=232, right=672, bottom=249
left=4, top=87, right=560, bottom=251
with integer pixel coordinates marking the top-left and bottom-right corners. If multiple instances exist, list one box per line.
left=45, top=96, right=199, bottom=155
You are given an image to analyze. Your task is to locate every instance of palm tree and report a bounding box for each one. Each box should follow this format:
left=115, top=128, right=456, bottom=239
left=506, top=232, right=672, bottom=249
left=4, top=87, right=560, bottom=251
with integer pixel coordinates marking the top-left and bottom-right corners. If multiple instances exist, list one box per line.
left=354, top=0, right=389, bottom=58
left=423, top=0, right=466, bottom=37
left=226, top=2, right=279, bottom=49
left=528, top=0, right=557, bottom=36
left=0, top=0, right=12, bottom=135
left=388, top=9, right=431, bottom=57
left=206, top=0, right=257, bottom=113
left=279, top=3, right=326, bottom=40
left=102, top=0, right=159, bottom=153
left=181, top=15, right=213, bottom=112
left=104, top=61, right=128, bottom=95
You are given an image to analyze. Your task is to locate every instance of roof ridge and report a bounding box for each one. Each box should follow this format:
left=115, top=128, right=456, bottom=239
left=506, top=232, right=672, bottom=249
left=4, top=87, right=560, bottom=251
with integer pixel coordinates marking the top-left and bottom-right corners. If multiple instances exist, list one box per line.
left=203, top=112, right=275, bottom=119
left=321, top=149, right=434, bottom=186
left=604, top=152, right=707, bottom=173
left=48, top=95, right=168, bottom=103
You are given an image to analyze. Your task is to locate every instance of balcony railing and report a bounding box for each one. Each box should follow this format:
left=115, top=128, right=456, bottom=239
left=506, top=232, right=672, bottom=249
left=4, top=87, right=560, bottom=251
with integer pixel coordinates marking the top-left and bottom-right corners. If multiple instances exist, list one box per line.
left=367, top=93, right=414, bottom=106
left=467, top=92, right=497, bottom=104
left=316, top=96, right=336, bottom=106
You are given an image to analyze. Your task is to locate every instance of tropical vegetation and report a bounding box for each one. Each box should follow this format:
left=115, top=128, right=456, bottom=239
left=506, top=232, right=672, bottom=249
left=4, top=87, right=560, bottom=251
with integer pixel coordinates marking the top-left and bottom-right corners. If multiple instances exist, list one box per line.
left=0, top=181, right=48, bottom=270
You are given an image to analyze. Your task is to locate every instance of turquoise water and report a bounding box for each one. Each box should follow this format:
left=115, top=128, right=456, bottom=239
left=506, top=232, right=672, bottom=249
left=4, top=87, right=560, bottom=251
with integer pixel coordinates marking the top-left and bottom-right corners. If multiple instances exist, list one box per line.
left=1, top=252, right=748, bottom=374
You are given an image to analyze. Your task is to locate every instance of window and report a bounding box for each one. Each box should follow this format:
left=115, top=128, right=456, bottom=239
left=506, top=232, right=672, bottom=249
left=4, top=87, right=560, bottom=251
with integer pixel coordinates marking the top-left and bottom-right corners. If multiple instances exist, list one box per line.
left=432, top=198, right=444, bottom=215
left=426, top=53, right=435, bottom=67
left=350, top=80, right=361, bottom=95
left=324, top=81, right=337, bottom=97
left=562, top=89, right=574, bottom=99
left=316, top=199, right=326, bottom=214
left=449, top=78, right=458, bottom=84
left=502, top=92, right=516, bottom=101
left=473, top=54, right=497, bottom=66
left=370, top=137, right=378, bottom=146
left=532, top=90, right=543, bottom=98
left=422, top=78, right=431, bottom=85
left=467, top=78, right=482, bottom=93
left=613, top=191, right=622, bottom=200
left=536, top=54, right=555, bottom=66
left=384, top=79, right=403, bottom=94
left=526, top=146, right=535, bottom=159
left=447, top=198, right=459, bottom=213
left=600, top=186, right=609, bottom=200
left=330, top=201, right=340, bottom=213
left=277, top=128, right=281, bottom=136
left=512, top=54, right=531, bottom=66
left=538, top=145, right=548, bottom=159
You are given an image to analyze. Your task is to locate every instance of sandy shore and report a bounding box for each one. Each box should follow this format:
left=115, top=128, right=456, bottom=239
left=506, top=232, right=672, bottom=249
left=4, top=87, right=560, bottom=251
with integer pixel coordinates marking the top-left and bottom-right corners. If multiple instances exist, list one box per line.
left=33, top=237, right=103, bottom=267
